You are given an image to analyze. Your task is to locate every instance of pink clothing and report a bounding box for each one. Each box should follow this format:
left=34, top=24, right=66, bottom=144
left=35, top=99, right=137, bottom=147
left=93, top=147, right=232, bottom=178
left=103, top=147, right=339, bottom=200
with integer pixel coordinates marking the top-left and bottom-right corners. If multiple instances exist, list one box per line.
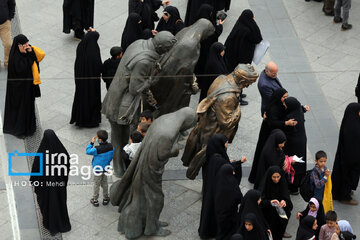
left=319, top=224, right=337, bottom=240
left=308, top=198, right=319, bottom=217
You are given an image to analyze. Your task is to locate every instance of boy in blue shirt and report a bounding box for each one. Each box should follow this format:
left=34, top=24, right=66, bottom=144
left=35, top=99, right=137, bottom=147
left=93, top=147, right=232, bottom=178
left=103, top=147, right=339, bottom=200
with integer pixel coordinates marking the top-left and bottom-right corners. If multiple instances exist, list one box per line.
left=86, top=130, right=114, bottom=207
left=311, top=151, right=330, bottom=202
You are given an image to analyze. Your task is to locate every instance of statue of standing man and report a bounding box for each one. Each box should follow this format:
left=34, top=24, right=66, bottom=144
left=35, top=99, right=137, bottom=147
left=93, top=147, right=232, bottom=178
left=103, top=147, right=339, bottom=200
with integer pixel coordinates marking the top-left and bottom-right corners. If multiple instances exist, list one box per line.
left=101, top=31, right=177, bottom=177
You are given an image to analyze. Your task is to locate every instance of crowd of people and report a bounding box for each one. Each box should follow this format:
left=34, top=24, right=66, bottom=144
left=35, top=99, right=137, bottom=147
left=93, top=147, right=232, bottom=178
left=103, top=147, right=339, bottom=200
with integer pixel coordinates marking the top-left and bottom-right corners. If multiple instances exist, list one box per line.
left=1, top=0, right=360, bottom=239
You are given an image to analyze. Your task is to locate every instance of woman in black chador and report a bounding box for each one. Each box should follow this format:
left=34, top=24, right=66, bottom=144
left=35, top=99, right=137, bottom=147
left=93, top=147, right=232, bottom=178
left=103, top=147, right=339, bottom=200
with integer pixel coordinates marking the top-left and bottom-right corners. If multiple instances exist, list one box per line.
left=249, top=88, right=289, bottom=184
left=224, top=9, right=262, bottom=105
left=254, top=129, right=287, bottom=189
left=198, top=42, right=228, bottom=102
left=70, top=29, right=102, bottom=128
left=30, top=129, right=71, bottom=235
left=198, top=134, right=230, bottom=239
left=295, top=216, right=317, bottom=240
left=332, top=103, right=360, bottom=205
left=238, top=213, right=267, bottom=240
left=259, top=166, right=293, bottom=240
left=3, top=34, right=42, bottom=137
left=283, top=97, right=307, bottom=194
left=214, top=164, right=243, bottom=240
left=238, top=190, right=269, bottom=239
left=156, top=6, right=184, bottom=36
left=121, top=13, right=143, bottom=52
left=63, top=0, right=94, bottom=39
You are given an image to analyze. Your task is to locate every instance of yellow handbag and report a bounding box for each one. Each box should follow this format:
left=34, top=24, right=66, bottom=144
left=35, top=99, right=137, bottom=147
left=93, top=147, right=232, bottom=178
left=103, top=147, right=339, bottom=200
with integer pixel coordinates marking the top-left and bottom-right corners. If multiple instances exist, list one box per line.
left=31, top=46, right=45, bottom=85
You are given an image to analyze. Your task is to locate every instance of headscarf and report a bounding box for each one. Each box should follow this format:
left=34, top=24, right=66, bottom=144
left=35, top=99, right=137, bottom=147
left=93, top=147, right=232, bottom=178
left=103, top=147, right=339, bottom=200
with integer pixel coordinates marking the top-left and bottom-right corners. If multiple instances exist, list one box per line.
left=205, top=134, right=229, bottom=162
left=295, top=216, right=316, bottom=240
left=239, top=213, right=267, bottom=240
left=338, top=220, right=354, bottom=234
left=156, top=6, right=184, bottom=35
left=265, top=88, right=288, bottom=114
left=8, top=34, right=33, bottom=80
left=204, top=42, right=228, bottom=76
left=307, top=198, right=319, bottom=218
left=196, top=4, right=215, bottom=25
left=284, top=96, right=305, bottom=127
left=142, top=28, right=153, bottom=39
left=121, top=13, right=143, bottom=52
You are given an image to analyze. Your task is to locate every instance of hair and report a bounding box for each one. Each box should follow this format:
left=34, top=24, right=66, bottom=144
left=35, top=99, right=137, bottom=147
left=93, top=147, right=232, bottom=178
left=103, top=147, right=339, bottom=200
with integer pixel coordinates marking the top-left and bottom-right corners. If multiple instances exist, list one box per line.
left=130, top=131, right=143, bottom=143
left=140, top=110, right=153, bottom=121
left=110, top=46, right=122, bottom=58
left=97, top=130, right=108, bottom=142
left=315, top=150, right=327, bottom=160
left=138, top=122, right=150, bottom=133
left=325, top=211, right=337, bottom=222
left=265, top=65, right=270, bottom=72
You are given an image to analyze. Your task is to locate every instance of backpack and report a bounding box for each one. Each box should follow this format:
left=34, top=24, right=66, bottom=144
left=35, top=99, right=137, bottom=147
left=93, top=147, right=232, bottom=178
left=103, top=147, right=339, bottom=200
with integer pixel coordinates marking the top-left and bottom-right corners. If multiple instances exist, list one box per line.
left=300, top=170, right=314, bottom=202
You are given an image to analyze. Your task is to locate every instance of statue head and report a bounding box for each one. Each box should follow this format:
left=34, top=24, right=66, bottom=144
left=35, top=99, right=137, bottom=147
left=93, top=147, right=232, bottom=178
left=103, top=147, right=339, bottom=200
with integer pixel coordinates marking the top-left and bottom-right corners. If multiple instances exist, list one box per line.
left=192, top=18, right=215, bottom=41
left=233, top=64, right=259, bottom=88
left=152, top=31, right=177, bottom=55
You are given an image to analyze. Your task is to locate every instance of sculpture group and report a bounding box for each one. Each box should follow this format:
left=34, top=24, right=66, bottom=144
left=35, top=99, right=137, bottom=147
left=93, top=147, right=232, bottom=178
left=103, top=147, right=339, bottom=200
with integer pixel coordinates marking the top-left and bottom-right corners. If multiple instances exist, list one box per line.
left=103, top=19, right=260, bottom=239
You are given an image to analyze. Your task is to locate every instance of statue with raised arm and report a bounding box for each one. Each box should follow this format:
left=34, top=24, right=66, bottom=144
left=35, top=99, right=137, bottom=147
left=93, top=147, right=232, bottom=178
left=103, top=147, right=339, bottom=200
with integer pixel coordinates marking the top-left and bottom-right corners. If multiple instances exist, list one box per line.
left=110, top=107, right=197, bottom=239
left=101, top=31, right=177, bottom=177
left=181, top=64, right=259, bottom=179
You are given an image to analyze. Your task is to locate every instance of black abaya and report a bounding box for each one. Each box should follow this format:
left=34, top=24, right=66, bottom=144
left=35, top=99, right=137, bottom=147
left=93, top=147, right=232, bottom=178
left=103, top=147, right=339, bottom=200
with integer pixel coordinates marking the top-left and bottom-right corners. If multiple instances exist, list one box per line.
left=299, top=198, right=325, bottom=238
left=121, top=13, right=143, bottom=52
left=63, top=0, right=94, bottom=36
left=30, top=129, right=71, bottom=235
left=259, top=166, right=293, bottom=240
left=356, top=74, right=360, bottom=103
left=295, top=216, right=316, bottom=240
left=198, top=42, right=227, bottom=102
left=215, top=164, right=242, bottom=240
left=199, top=134, right=230, bottom=239
left=254, top=129, right=286, bottom=189
left=224, top=9, right=262, bottom=71
left=332, top=103, right=360, bottom=201
left=3, top=34, right=40, bottom=137
left=238, top=213, right=267, bottom=240
left=283, top=97, right=307, bottom=192
left=128, top=0, right=162, bottom=30
left=249, top=88, right=288, bottom=183
left=238, top=190, right=269, bottom=239
left=70, top=31, right=102, bottom=128
left=156, top=6, right=184, bottom=36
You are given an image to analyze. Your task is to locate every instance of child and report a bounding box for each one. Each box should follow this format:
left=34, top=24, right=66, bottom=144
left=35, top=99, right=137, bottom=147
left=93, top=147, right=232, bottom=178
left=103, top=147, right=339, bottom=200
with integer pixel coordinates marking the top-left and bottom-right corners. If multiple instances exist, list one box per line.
left=331, top=220, right=356, bottom=240
left=333, top=0, right=352, bottom=30
left=86, top=130, right=114, bottom=207
left=139, top=110, right=153, bottom=124
left=122, top=131, right=143, bottom=168
left=239, top=213, right=267, bottom=239
left=137, top=122, right=150, bottom=137
left=319, top=211, right=337, bottom=240
left=102, top=46, right=122, bottom=90
left=310, top=151, right=330, bottom=202
left=297, top=197, right=325, bottom=238
left=296, top=216, right=318, bottom=240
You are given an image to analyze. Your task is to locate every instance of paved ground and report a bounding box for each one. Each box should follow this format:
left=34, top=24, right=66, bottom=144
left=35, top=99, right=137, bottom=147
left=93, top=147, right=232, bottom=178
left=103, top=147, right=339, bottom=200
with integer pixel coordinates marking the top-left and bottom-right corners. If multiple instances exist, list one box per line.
left=0, top=0, right=359, bottom=239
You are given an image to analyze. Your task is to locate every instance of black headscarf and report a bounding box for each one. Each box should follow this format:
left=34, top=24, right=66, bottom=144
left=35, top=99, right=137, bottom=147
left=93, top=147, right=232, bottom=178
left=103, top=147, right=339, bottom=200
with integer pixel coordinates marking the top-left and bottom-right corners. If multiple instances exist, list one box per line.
left=70, top=30, right=102, bottom=127
left=295, top=216, right=316, bottom=240
left=142, top=28, right=153, bottom=39
left=284, top=97, right=305, bottom=133
left=266, top=88, right=287, bottom=114
left=121, top=13, right=143, bottom=52
left=199, top=134, right=230, bottom=239
left=3, top=34, right=39, bottom=137
left=238, top=190, right=268, bottom=238
left=224, top=9, right=262, bottom=71
left=332, top=103, right=360, bottom=200
left=215, top=164, right=243, bottom=240
left=254, top=129, right=286, bottom=189
left=156, top=6, right=184, bottom=36
left=239, top=213, right=267, bottom=240
left=196, top=4, right=216, bottom=24
left=30, top=129, right=71, bottom=235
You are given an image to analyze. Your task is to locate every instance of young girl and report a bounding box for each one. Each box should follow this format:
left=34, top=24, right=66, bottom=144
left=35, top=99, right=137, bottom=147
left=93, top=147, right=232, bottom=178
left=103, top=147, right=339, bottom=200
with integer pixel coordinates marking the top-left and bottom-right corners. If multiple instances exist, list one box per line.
left=296, top=197, right=325, bottom=238
left=239, top=213, right=267, bottom=240
left=296, top=216, right=318, bottom=240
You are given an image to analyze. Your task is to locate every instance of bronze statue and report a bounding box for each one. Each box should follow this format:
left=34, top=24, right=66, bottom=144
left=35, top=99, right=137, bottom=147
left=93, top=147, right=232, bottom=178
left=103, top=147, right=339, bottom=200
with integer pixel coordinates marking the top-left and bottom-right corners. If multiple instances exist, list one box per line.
left=110, top=107, right=197, bottom=239
left=150, top=18, right=215, bottom=117
left=101, top=31, right=177, bottom=177
left=182, top=64, right=259, bottom=179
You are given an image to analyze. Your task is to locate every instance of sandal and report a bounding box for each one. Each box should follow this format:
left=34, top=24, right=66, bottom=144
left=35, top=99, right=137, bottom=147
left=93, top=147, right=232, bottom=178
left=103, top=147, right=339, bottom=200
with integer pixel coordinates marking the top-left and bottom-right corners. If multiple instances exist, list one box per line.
left=103, top=197, right=110, bottom=206
left=90, top=198, right=99, bottom=207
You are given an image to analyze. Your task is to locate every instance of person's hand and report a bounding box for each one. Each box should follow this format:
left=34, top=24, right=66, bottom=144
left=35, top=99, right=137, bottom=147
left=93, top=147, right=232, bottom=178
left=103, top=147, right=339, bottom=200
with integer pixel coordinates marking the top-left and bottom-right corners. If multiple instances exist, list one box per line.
left=280, top=200, right=286, bottom=208
left=230, top=159, right=236, bottom=163
left=283, top=161, right=287, bottom=171
left=271, top=199, right=280, bottom=206
left=91, top=136, right=97, bottom=143
left=304, top=105, right=310, bottom=112
left=218, top=19, right=225, bottom=25
left=241, top=156, right=247, bottom=163
left=325, top=169, right=330, bottom=177
left=296, top=212, right=302, bottom=220
left=285, top=119, right=297, bottom=126
left=140, top=0, right=144, bottom=2
left=88, top=27, right=95, bottom=32
left=291, top=159, right=296, bottom=165
left=263, top=112, right=267, bottom=119
left=162, top=0, right=170, bottom=6
left=152, top=30, right=158, bottom=36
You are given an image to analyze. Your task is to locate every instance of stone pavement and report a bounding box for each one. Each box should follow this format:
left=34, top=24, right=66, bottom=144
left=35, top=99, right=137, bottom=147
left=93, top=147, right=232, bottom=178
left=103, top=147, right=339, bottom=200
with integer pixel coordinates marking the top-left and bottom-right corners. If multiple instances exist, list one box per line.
left=0, top=0, right=359, bottom=239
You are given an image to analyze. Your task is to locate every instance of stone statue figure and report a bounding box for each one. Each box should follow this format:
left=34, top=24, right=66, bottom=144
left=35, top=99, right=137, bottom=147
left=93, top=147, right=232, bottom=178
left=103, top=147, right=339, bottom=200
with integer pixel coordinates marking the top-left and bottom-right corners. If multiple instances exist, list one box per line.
left=181, top=64, right=259, bottom=179
left=110, top=107, right=197, bottom=239
left=150, top=18, right=215, bottom=117
left=101, top=31, right=177, bottom=177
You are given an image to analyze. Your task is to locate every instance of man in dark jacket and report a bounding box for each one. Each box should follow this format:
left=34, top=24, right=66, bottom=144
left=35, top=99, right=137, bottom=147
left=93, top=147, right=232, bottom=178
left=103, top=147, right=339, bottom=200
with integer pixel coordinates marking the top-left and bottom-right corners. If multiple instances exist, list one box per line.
left=0, top=0, right=15, bottom=67
left=257, top=61, right=283, bottom=116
